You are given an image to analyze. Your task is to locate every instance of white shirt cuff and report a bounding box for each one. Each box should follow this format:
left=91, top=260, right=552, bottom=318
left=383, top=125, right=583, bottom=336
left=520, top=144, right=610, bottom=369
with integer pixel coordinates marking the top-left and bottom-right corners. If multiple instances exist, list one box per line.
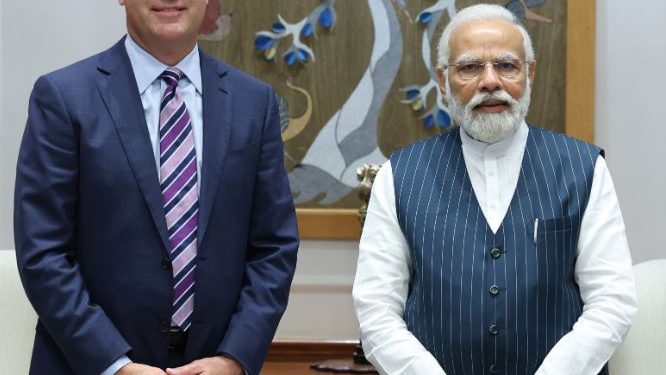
left=100, top=355, right=131, bottom=375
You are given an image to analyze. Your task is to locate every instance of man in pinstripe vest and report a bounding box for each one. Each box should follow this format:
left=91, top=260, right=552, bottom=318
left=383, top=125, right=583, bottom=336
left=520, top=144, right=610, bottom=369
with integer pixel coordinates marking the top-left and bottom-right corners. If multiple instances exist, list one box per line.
left=353, top=4, right=636, bottom=375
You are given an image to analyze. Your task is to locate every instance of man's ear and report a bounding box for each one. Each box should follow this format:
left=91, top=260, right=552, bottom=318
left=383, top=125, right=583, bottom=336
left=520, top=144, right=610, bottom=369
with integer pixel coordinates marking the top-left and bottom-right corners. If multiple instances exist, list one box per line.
left=528, top=60, right=536, bottom=82
left=437, top=67, right=447, bottom=98
left=435, top=68, right=449, bottom=104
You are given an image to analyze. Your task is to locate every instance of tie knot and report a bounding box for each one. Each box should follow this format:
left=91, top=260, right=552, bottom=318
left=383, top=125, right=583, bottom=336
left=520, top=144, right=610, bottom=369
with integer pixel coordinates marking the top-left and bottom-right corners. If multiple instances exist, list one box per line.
left=160, top=67, right=183, bottom=88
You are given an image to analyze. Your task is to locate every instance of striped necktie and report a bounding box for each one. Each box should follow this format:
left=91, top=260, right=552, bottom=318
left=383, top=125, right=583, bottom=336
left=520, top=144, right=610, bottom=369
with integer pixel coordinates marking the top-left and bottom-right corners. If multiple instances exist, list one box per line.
left=159, top=67, right=197, bottom=331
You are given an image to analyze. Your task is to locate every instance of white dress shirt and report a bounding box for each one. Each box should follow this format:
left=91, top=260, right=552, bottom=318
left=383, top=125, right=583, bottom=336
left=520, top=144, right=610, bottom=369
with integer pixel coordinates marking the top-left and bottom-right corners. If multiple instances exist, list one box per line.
left=125, top=35, right=204, bottom=180
left=352, top=122, right=637, bottom=375
left=101, top=35, right=204, bottom=375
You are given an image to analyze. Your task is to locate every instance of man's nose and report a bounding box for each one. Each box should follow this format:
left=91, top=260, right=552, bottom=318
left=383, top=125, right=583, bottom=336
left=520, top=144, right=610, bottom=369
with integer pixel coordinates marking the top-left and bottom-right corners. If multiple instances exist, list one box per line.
left=477, top=63, right=502, bottom=92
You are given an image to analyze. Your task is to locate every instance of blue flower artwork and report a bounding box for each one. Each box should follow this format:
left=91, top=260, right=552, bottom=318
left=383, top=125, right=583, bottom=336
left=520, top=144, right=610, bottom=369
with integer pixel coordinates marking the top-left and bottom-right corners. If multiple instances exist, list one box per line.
left=402, top=0, right=456, bottom=130
left=254, top=0, right=336, bottom=66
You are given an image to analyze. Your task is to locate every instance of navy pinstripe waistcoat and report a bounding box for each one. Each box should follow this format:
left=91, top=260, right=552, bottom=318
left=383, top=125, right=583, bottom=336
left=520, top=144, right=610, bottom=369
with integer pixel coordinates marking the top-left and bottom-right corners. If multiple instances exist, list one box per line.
left=390, top=126, right=606, bottom=375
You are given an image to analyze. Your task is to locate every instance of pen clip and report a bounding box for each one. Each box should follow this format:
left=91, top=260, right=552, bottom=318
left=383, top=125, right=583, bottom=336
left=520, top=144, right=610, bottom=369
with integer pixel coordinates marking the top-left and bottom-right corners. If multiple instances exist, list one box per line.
left=533, top=218, right=539, bottom=244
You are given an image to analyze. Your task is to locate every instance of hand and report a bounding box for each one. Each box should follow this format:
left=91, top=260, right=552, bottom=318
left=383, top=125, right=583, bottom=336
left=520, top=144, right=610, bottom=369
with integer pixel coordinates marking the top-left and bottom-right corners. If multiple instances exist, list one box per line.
left=166, top=356, right=243, bottom=375
left=117, top=362, right=167, bottom=375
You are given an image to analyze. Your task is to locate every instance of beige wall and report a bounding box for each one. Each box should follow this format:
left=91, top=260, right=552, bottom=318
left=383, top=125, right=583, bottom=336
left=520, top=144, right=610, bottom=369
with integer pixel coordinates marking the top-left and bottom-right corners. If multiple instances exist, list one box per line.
left=595, top=0, right=666, bottom=264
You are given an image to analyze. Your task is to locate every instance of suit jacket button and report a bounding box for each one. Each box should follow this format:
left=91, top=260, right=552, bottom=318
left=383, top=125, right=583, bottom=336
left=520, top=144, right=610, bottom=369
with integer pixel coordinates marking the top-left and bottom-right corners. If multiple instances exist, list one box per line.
left=162, top=258, right=171, bottom=270
left=490, top=364, right=498, bottom=373
left=160, top=321, right=169, bottom=333
left=489, top=324, right=499, bottom=335
left=490, top=247, right=502, bottom=259
left=489, top=284, right=500, bottom=296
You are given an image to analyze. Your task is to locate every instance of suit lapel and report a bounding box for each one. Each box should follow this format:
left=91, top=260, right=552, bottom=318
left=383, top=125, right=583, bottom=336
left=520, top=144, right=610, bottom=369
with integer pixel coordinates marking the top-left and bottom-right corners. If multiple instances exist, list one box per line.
left=197, top=52, right=232, bottom=248
left=95, top=38, right=172, bottom=255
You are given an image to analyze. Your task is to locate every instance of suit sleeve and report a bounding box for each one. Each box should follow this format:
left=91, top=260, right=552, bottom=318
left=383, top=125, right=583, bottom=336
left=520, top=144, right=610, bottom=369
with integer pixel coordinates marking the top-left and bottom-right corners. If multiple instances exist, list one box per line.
left=14, top=75, right=131, bottom=374
left=216, top=85, right=299, bottom=375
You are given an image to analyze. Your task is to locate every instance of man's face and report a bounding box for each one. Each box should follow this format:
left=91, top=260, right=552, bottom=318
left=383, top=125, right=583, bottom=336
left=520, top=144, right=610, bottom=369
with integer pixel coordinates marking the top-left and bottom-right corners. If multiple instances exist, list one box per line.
left=119, top=0, right=207, bottom=51
left=438, top=19, right=536, bottom=143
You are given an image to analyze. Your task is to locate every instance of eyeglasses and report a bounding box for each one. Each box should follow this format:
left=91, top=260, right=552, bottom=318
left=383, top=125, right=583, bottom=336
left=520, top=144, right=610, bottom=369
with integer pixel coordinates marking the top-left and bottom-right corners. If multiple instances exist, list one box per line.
left=446, top=58, right=528, bottom=81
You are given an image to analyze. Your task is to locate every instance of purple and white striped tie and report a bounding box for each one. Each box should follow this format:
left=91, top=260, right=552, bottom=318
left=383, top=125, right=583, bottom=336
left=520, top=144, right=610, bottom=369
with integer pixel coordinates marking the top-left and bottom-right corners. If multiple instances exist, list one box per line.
left=159, top=67, right=197, bottom=331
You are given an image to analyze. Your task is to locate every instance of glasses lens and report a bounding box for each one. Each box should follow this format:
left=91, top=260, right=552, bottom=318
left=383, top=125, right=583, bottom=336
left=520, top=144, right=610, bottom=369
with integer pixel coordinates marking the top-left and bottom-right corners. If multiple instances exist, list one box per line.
left=456, top=63, right=482, bottom=79
left=494, top=59, right=522, bottom=78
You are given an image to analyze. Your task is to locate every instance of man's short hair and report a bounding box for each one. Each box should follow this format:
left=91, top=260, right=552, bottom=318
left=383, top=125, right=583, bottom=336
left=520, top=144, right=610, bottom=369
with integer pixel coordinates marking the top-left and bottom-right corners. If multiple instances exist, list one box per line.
left=436, top=4, right=535, bottom=69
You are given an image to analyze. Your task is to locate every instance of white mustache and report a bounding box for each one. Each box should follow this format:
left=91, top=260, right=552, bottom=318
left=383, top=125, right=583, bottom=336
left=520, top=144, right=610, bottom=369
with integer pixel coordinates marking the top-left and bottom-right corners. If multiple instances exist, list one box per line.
left=468, top=90, right=517, bottom=110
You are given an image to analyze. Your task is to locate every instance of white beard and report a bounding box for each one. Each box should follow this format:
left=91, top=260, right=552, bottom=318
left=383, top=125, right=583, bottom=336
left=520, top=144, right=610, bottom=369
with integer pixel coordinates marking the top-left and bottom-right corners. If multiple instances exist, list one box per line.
left=446, top=78, right=531, bottom=144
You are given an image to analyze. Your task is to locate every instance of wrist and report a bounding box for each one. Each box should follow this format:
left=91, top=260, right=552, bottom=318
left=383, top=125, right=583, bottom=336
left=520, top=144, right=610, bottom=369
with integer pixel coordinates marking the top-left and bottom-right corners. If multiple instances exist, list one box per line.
left=217, top=354, right=243, bottom=375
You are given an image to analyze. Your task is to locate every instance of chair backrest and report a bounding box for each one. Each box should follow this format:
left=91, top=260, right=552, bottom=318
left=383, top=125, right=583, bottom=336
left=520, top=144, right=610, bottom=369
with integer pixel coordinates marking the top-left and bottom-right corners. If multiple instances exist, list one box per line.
left=609, top=258, right=666, bottom=374
left=0, top=250, right=36, bottom=374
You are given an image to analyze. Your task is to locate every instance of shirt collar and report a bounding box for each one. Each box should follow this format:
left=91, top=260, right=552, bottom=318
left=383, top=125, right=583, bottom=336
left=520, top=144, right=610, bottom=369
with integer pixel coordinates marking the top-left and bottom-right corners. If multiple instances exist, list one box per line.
left=460, top=120, right=529, bottom=158
left=124, top=35, right=202, bottom=95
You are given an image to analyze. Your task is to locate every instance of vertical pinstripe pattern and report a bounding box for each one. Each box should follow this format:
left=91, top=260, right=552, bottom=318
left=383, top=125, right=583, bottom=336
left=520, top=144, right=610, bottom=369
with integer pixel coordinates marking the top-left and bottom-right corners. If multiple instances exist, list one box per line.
left=390, top=126, right=607, bottom=374
left=159, top=68, right=198, bottom=331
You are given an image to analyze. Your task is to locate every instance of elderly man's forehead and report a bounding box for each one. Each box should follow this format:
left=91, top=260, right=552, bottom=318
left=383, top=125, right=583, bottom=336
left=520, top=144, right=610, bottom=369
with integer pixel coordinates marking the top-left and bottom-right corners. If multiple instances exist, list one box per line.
left=449, top=18, right=525, bottom=59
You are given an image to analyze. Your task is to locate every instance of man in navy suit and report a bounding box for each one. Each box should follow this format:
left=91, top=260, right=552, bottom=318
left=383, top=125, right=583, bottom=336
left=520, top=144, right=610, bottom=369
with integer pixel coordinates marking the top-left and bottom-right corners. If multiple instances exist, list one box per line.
left=14, top=1, right=299, bottom=374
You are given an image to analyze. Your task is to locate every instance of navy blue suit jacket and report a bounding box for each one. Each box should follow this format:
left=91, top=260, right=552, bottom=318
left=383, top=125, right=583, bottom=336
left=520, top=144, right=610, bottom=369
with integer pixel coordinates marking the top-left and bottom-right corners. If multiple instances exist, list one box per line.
left=14, top=38, right=299, bottom=375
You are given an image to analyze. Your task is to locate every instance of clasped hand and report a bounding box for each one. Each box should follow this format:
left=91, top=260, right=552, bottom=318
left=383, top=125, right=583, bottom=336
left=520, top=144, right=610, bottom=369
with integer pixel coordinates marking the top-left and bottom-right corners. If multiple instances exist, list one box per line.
left=117, top=356, right=243, bottom=375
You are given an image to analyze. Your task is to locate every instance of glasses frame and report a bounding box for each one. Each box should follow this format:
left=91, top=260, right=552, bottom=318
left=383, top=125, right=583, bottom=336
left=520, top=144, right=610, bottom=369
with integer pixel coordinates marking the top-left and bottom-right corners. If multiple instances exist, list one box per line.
left=445, top=58, right=531, bottom=81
